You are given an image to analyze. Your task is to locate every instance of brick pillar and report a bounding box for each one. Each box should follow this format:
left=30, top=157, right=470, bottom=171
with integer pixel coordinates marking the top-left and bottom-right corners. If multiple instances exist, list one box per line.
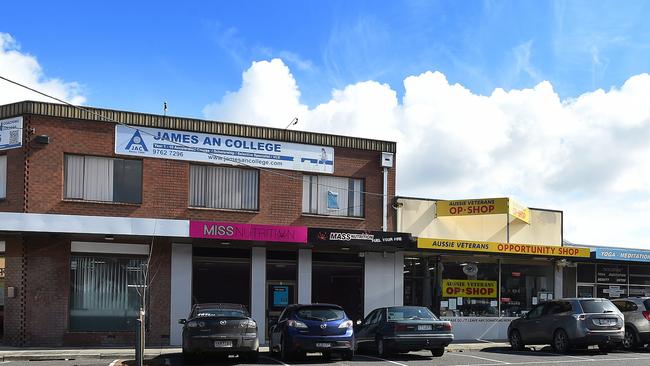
left=23, top=235, right=69, bottom=346
left=145, top=239, right=171, bottom=346
left=4, top=237, right=26, bottom=346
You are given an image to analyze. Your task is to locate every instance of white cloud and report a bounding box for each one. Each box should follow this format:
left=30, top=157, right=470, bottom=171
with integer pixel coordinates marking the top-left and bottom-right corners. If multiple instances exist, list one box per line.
left=204, top=58, right=650, bottom=248
left=0, top=33, right=85, bottom=105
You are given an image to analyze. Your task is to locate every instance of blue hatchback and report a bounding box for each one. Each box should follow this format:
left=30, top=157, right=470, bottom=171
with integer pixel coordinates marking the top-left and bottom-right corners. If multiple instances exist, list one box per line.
left=269, top=304, right=354, bottom=361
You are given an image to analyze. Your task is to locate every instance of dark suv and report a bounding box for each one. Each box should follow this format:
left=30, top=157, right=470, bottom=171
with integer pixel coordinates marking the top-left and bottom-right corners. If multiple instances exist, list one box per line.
left=508, top=298, right=624, bottom=353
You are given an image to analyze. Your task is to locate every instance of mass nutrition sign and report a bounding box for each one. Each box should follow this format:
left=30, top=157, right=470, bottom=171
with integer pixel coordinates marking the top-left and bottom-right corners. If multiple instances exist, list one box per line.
left=114, top=125, right=334, bottom=174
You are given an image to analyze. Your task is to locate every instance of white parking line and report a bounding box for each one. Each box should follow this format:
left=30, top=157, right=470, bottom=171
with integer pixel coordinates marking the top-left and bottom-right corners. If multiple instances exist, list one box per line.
left=356, top=354, right=409, bottom=366
left=445, top=355, right=650, bottom=365
left=261, top=355, right=291, bottom=366
left=454, top=353, right=511, bottom=364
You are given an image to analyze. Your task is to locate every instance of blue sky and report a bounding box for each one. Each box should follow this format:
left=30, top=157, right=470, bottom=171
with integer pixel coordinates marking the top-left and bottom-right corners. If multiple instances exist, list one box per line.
left=4, top=0, right=650, bottom=116
left=4, top=1, right=650, bottom=247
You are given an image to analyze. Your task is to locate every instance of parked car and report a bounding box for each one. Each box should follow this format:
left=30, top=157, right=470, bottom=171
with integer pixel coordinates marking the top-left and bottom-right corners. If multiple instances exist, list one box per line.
left=355, top=306, right=453, bottom=357
left=269, top=304, right=354, bottom=361
left=179, top=303, right=259, bottom=363
left=612, top=297, right=650, bottom=350
left=508, top=298, right=624, bottom=353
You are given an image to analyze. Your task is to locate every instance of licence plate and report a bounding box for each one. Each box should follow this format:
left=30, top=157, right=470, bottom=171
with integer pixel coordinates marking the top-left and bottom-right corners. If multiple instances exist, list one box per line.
left=214, top=340, right=233, bottom=348
left=418, top=325, right=432, bottom=331
left=316, top=342, right=331, bottom=348
left=596, top=319, right=615, bottom=326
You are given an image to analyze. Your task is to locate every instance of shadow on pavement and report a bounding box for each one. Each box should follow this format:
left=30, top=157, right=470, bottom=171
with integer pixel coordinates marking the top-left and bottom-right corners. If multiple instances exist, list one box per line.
left=480, top=345, right=644, bottom=357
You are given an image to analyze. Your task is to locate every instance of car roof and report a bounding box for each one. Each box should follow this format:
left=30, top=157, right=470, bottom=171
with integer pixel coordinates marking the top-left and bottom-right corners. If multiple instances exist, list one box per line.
left=290, top=303, right=343, bottom=309
left=193, top=303, right=247, bottom=311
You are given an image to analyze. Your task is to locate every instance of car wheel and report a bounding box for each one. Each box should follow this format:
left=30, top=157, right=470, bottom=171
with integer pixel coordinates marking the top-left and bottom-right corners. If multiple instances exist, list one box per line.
left=431, top=348, right=445, bottom=357
left=246, top=350, right=259, bottom=363
left=342, top=350, right=354, bottom=361
left=622, top=328, right=638, bottom=350
left=509, top=330, right=525, bottom=351
left=376, top=337, right=388, bottom=356
left=183, top=351, right=199, bottom=364
left=552, top=329, right=570, bottom=354
left=280, top=336, right=293, bottom=362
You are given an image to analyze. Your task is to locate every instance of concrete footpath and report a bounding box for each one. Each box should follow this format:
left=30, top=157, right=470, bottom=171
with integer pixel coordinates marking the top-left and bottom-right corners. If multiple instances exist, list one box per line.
left=0, top=343, right=511, bottom=362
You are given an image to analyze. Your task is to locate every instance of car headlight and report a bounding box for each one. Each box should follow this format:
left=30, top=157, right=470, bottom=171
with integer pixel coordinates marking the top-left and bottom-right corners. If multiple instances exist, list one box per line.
left=287, top=319, right=308, bottom=328
left=187, top=321, right=199, bottom=328
left=338, top=320, right=353, bottom=329
left=240, top=320, right=257, bottom=329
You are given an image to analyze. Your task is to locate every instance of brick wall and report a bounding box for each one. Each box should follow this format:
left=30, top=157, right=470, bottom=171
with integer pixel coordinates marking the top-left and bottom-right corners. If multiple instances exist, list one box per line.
left=20, top=115, right=396, bottom=231
left=0, top=147, right=25, bottom=213
left=1, top=113, right=397, bottom=347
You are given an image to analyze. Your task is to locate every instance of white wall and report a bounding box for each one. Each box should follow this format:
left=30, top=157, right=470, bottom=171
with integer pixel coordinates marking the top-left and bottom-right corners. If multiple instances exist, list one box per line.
left=298, top=249, right=312, bottom=304
left=364, top=252, right=404, bottom=316
left=170, top=243, right=192, bottom=346
left=251, top=247, right=267, bottom=343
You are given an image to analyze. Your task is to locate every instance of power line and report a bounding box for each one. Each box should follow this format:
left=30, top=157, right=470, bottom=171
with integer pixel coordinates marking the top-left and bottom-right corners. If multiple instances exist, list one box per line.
left=0, top=75, right=393, bottom=200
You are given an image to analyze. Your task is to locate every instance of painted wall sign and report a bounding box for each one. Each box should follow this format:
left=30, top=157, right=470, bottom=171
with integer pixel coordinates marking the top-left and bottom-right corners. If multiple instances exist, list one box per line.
left=115, top=125, right=334, bottom=174
left=0, top=116, right=23, bottom=151
left=442, top=279, right=497, bottom=298
left=594, top=248, right=650, bottom=262
left=417, top=237, right=590, bottom=258
left=307, top=228, right=411, bottom=248
left=190, top=221, right=307, bottom=243
left=436, top=197, right=531, bottom=224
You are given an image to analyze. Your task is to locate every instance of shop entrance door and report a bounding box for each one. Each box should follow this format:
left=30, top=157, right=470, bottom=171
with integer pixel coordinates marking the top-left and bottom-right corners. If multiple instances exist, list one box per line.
left=266, top=281, right=296, bottom=338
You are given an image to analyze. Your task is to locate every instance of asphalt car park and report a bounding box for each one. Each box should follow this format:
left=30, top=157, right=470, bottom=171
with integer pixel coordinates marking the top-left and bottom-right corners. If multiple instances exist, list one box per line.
left=82, top=347, right=650, bottom=366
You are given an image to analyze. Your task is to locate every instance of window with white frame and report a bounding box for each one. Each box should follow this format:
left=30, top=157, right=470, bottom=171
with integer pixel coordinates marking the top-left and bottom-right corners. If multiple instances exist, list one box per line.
left=302, top=175, right=364, bottom=217
left=0, top=155, right=6, bottom=199
left=64, top=155, right=142, bottom=204
left=189, top=164, right=259, bottom=210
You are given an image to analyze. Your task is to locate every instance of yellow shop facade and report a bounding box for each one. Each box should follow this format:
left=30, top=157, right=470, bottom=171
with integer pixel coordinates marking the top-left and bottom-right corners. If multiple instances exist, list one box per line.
left=395, top=197, right=590, bottom=341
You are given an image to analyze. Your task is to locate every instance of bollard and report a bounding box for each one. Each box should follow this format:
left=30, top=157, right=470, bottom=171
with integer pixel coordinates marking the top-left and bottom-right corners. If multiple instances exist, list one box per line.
left=135, top=316, right=144, bottom=366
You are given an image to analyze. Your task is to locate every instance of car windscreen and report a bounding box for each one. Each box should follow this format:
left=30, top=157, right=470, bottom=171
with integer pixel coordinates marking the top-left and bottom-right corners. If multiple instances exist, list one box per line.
left=579, top=299, right=618, bottom=313
left=296, top=306, right=346, bottom=321
left=645, top=299, right=650, bottom=310
left=194, top=309, right=248, bottom=318
left=387, top=307, right=438, bottom=321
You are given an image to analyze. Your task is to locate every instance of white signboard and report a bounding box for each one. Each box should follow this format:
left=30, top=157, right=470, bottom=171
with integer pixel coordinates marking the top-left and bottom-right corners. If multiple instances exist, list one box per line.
left=0, top=116, right=23, bottom=151
left=114, top=125, right=334, bottom=173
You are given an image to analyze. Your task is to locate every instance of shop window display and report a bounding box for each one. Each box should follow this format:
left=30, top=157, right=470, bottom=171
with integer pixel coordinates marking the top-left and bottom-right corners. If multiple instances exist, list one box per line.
left=440, top=259, right=498, bottom=317
left=500, top=260, right=554, bottom=317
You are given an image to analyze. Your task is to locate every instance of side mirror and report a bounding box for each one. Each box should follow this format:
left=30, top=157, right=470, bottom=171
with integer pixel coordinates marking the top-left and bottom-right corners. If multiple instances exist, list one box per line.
left=178, top=319, right=187, bottom=324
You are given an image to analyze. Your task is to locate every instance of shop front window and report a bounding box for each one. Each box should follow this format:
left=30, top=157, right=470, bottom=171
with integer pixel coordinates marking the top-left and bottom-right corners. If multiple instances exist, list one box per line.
left=403, top=256, right=437, bottom=313
left=500, top=260, right=554, bottom=317
left=70, top=255, right=146, bottom=331
left=440, top=258, right=498, bottom=317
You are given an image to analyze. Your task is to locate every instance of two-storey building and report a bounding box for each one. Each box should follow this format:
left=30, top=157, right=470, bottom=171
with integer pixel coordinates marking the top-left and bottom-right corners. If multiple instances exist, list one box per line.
left=0, top=101, right=407, bottom=347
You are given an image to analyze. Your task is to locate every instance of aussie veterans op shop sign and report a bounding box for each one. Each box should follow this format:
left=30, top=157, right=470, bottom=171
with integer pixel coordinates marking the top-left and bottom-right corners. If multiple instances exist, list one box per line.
left=0, top=116, right=23, bottom=151
left=595, top=248, right=650, bottom=262
left=190, top=221, right=308, bottom=243
left=114, top=125, right=334, bottom=174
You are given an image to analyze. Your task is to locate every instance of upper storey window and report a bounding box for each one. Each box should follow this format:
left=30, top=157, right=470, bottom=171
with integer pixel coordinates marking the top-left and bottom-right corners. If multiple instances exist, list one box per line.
left=189, top=164, right=259, bottom=210
left=302, top=175, right=364, bottom=217
left=64, top=155, right=142, bottom=204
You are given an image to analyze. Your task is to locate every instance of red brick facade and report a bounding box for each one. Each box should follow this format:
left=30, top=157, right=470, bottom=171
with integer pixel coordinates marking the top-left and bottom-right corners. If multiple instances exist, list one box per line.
left=0, top=110, right=396, bottom=346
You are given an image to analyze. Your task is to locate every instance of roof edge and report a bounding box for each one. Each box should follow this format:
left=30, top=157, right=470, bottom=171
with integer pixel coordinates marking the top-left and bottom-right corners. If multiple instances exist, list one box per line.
left=0, top=100, right=397, bottom=153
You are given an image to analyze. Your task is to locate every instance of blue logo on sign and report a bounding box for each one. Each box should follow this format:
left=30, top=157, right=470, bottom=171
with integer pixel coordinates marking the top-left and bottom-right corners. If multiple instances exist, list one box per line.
left=125, top=130, right=148, bottom=152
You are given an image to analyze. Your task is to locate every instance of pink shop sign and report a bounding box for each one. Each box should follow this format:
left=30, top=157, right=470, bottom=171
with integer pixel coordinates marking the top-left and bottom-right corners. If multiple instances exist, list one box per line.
left=190, top=221, right=308, bottom=243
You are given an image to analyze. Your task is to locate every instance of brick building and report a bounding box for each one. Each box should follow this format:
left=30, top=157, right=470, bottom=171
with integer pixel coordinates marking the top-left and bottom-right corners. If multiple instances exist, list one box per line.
left=0, top=101, right=407, bottom=347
